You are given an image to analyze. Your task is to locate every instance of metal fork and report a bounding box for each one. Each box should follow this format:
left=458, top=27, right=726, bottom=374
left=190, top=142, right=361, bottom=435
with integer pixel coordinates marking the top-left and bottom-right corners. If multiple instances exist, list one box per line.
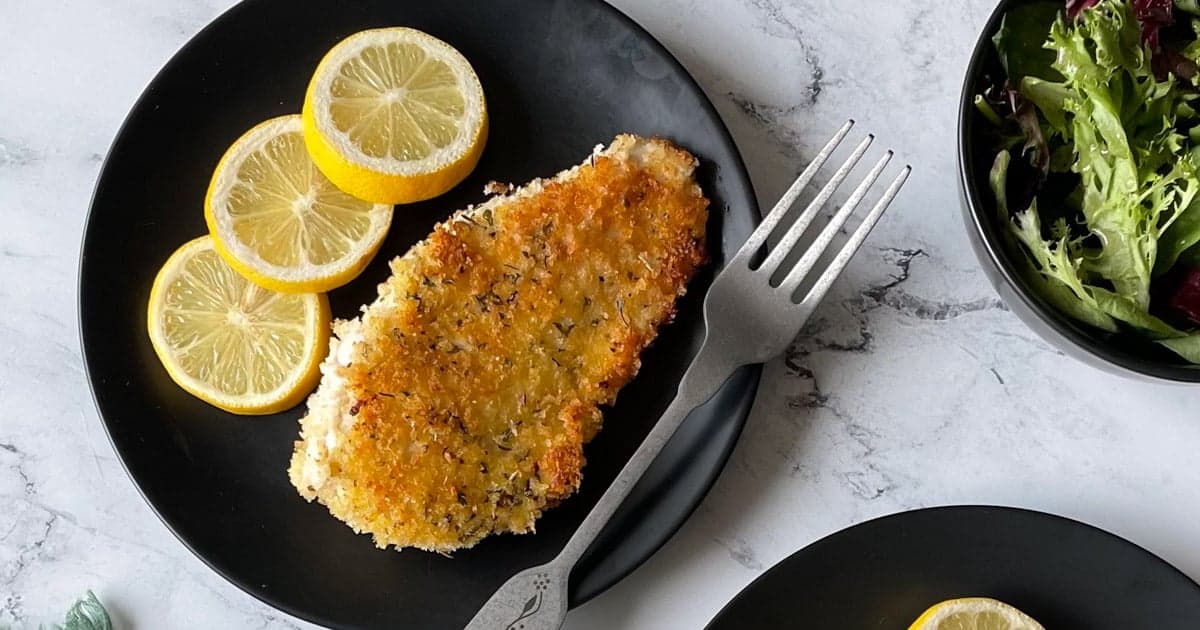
left=465, top=121, right=910, bottom=630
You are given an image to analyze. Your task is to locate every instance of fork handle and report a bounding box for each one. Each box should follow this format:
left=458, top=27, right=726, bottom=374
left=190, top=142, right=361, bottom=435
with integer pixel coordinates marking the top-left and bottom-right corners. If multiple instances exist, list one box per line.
left=465, top=341, right=735, bottom=630
left=555, top=339, right=735, bottom=566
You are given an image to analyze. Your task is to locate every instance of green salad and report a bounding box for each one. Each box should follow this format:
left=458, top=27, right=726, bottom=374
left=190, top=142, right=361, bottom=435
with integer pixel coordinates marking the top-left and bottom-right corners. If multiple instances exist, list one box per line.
left=979, top=0, right=1200, bottom=363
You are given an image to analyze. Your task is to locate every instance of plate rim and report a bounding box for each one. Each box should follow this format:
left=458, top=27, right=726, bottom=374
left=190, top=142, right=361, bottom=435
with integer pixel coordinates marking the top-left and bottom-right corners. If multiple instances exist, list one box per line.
left=704, top=504, right=1200, bottom=629
left=77, top=0, right=762, bottom=625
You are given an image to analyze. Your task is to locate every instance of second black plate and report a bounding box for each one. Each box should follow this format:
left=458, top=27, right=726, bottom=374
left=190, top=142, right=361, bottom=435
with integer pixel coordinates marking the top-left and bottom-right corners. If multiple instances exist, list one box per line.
left=706, top=506, right=1200, bottom=629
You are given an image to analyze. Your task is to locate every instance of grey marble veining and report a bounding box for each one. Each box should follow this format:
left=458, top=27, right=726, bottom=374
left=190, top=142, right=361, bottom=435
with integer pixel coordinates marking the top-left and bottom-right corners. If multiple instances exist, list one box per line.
left=2, top=1, right=1199, bottom=629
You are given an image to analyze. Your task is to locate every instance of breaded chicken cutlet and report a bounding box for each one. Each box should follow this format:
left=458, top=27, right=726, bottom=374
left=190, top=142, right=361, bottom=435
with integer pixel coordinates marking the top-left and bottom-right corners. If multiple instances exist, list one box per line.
left=289, top=135, right=708, bottom=552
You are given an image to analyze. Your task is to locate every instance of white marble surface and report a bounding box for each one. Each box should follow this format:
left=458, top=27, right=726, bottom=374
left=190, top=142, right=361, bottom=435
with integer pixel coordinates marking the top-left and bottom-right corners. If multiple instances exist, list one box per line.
left=2, top=0, right=1199, bottom=628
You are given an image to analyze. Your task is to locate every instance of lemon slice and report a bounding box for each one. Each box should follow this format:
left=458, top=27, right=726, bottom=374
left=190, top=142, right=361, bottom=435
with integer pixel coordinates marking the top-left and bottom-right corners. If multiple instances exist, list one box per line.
left=147, top=236, right=330, bottom=415
left=909, top=598, right=1045, bottom=630
left=301, top=27, right=488, bottom=204
left=205, top=115, right=393, bottom=293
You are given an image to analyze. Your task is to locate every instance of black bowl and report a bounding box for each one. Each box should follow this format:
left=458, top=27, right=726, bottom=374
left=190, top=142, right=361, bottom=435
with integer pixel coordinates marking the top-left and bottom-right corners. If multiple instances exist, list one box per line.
left=958, top=0, right=1200, bottom=383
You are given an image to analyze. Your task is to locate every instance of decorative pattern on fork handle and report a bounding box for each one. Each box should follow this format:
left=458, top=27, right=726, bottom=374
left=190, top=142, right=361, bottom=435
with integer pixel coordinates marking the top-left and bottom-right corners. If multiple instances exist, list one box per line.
left=503, top=572, right=550, bottom=630
left=467, top=120, right=911, bottom=630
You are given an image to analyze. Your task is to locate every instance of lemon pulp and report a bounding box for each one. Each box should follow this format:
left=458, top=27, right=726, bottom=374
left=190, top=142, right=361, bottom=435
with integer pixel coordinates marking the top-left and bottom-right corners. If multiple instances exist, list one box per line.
left=147, top=236, right=330, bottom=415
left=302, top=27, right=487, bottom=204
left=205, top=115, right=393, bottom=293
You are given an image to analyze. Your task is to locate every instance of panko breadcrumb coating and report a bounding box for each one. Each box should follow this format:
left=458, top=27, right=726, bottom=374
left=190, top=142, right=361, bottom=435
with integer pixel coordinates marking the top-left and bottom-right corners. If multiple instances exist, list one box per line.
left=289, top=135, right=708, bottom=552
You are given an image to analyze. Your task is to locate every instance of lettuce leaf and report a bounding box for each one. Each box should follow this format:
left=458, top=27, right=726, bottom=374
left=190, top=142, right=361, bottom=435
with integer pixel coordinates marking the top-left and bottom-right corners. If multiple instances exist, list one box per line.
left=1070, top=0, right=1174, bottom=48
left=1067, top=0, right=1101, bottom=19
left=991, top=151, right=1121, bottom=331
left=1183, top=243, right=1200, bottom=264
left=1133, top=0, right=1174, bottom=49
left=1179, top=0, right=1200, bottom=16
left=1160, top=333, right=1200, bottom=360
left=1020, top=76, right=1072, bottom=134
left=994, top=2, right=1066, bottom=82
left=1157, top=190, right=1200, bottom=273
left=1091, top=286, right=1187, bottom=335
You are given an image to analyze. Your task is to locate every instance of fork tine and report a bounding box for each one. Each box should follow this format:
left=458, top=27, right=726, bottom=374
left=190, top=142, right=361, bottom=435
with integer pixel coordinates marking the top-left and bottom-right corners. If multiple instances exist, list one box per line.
left=777, top=150, right=893, bottom=294
left=785, top=165, right=912, bottom=304
left=757, top=134, right=874, bottom=276
left=731, top=120, right=854, bottom=267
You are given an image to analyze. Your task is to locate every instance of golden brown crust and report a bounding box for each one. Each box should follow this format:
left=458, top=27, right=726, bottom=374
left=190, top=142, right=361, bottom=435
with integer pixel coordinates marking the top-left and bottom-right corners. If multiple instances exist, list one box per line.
left=289, top=135, right=708, bottom=552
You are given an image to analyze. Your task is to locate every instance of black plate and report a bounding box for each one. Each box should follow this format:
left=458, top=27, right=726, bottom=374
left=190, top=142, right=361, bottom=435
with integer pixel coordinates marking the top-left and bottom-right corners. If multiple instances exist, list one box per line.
left=78, top=1, right=761, bottom=628
left=705, top=506, right=1200, bottom=629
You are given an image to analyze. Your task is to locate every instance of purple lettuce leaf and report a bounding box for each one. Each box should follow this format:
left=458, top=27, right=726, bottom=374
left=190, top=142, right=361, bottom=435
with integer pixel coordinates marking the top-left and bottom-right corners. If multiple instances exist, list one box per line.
left=982, top=81, right=1052, bottom=175
left=1166, top=266, right=1200, bottom=324
left=1068, top=0, right=1173, bottom=49
left=1066, top=0, right=1100, bottom=19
